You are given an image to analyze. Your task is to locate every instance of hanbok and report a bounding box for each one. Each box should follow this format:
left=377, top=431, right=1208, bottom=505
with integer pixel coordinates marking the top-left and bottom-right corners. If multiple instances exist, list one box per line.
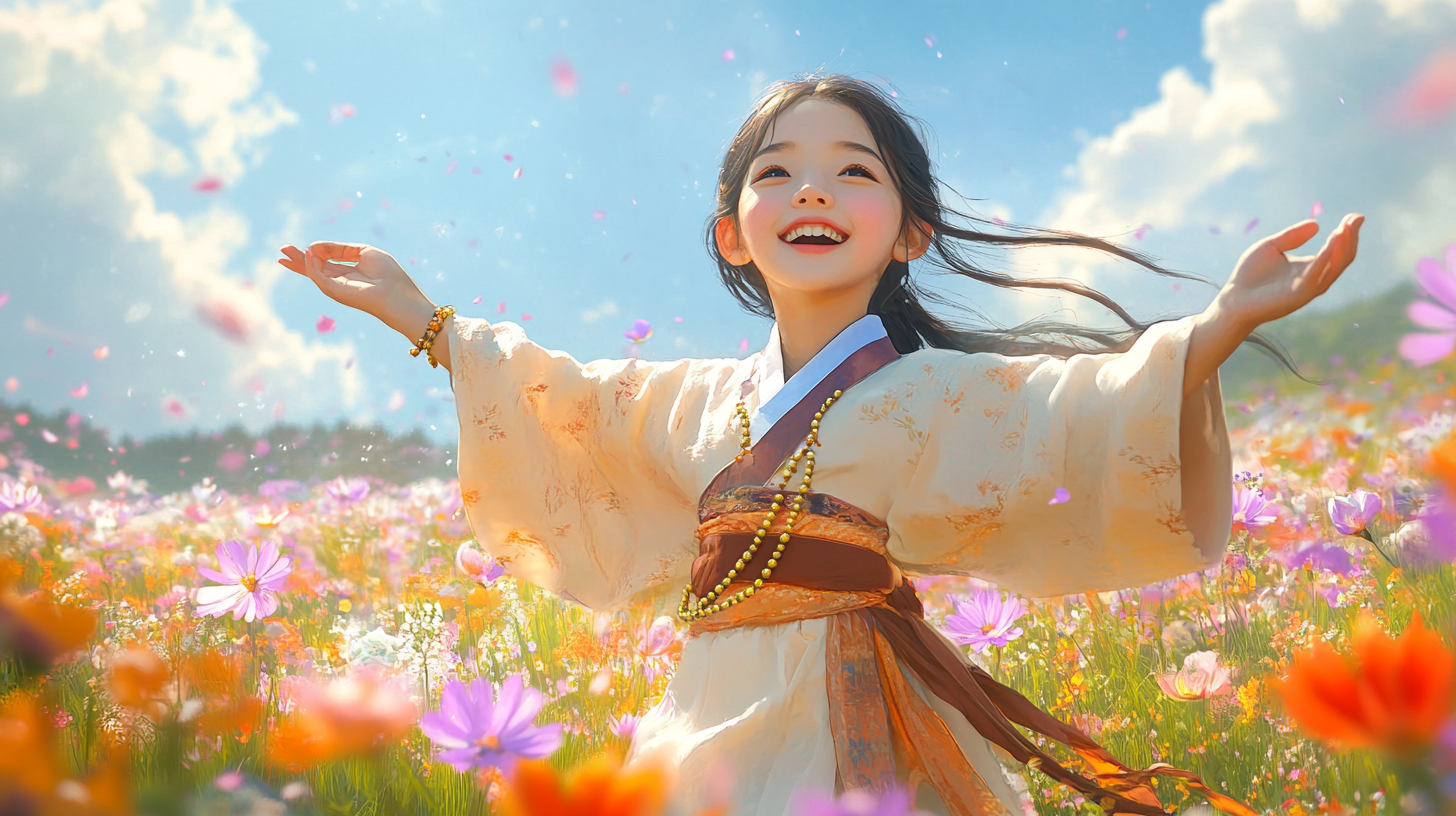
left=447, top=313, right=1238, bottom=816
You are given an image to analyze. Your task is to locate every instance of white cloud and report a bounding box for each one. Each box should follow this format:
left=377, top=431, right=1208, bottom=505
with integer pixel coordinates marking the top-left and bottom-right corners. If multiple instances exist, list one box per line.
left=579, top=300, right=619, bottom=323
left=1019, top=0, right=1456, bottom=323
left=0, top=0, right=364, bottom=439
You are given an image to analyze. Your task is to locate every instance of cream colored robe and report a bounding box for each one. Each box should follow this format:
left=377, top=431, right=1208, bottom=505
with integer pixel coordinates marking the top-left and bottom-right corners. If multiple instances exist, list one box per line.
left=447, top=314, right=1232, bottom=816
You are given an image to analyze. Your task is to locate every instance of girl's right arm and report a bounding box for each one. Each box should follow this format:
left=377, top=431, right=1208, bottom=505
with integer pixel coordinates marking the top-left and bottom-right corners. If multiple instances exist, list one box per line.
left=280, top=240, right=741, bottom=611
left=278, top=242, right=453, bottom=374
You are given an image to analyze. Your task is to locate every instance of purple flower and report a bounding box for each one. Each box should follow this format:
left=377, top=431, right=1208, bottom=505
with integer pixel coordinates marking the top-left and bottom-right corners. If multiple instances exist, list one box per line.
left=1231, top=485, right=1280, bottom=532
left=326, top=476, right=370, bottom=504
left=0, top=481, right=43, bottom=514
left=939, top=588, right=1027, bottom=653
left=1274, top=540, right=1354, bottom=576
left=1399, top=243, right=1456, bottom=365
left=1328, top=489, right=1383, bottom=536
left=419, top=674, right=564, bottom=774
left=791, top=787, right=917, bottom=816
left=610, top=712, right=641, bottom=739
left=194, top=540, right=294, bottom=622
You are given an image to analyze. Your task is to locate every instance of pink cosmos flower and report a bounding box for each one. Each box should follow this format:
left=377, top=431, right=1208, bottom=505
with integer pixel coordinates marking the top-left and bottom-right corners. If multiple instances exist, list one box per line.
left=1328, top=489, right=1384, bottom=537
left=1231, top=485, right=1280, bottom=533
left=326, top=476, right=369, bottom=504
left=610, top=712, right=641, bottom=739
left=939, top=588, right=1028, bottom=653
left=1400, top=243, right=1456, bottom=365
left=1156, top=650, right=1234, bottom=701
left=0, top=481, right=43, bottom=514
left=419, top=674, right=564, bottom=774
left=195, top=540, right=294, bottom=622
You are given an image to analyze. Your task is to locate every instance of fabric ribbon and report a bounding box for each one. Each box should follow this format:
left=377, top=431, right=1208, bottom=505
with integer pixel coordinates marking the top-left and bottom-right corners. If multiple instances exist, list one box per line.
left=693, top=530, right=1258, bottom=816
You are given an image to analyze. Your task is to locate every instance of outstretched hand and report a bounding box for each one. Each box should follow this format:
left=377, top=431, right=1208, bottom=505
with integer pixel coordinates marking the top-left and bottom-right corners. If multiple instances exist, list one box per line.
left=1215, top=214, right=1364, bottom=330
left=278, top=242, right=430, bottom=327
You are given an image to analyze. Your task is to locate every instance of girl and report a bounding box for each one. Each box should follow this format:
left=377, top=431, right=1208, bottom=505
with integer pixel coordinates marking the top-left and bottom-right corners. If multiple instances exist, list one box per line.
left=279, top=74, right=1363, bottom=816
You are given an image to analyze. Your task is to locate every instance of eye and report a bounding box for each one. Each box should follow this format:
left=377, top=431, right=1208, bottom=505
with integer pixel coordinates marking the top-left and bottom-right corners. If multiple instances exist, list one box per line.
left=752, top=165, right=788, bottom=181
left=841, top=164, right=876, bottom=179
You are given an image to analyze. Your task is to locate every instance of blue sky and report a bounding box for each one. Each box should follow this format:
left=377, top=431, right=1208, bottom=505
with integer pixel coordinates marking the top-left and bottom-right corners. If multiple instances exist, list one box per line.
left=2, top=0, right=1454, bottom=447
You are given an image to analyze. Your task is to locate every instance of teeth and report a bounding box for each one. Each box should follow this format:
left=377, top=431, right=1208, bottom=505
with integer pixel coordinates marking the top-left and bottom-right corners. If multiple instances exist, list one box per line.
left=783, top=224, right=846, bottom=243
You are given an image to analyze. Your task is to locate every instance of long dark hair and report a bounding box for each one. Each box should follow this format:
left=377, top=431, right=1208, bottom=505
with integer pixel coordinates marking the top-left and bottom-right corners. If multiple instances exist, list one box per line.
left=704, top=72, right=1296, bottom=369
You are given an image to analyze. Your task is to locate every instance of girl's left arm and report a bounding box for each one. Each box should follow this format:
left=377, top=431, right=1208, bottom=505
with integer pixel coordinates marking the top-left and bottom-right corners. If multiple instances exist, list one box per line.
left=1183, top=214, right=1364, bottom=398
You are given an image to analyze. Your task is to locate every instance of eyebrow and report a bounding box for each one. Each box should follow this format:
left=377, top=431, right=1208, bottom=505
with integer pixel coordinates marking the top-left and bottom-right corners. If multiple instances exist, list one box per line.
left=750, top=140, right=884, bottom=165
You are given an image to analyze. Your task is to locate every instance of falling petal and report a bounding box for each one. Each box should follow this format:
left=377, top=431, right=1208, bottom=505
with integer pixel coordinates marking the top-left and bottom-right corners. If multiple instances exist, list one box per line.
left=498, top=301, right=507, bottom=315
left=317, top=315, right=337, bottom=334
left=619, top=82, right=630, bottom=95
left=0, top=291, right=9, bottom=307
left=69, top=382, right=88, bottom=399
left=41, top=429, right=58, bottom=443
left=624, top=319, right=652, bottom=343
left=1311, top=200, right=1324, bottom=218
left=593, top=209, right=606, bottom=220
left=1115, top=27, right=1127, bottom=39
left=551, top=57, right=578, bottom=97
left=193, top=176, right=224, bottom=193
left=722, top=49, right=735, bottom=61
left=738, top=338, right=749, bottom=353
left=93, top=345, right=109, bottom=359
left=472, top=296, right=482, bottom=304
left=1134, top=224, right=1152, bottom=241
left=513, top=167, right=523, bottom=179
left=197, top=301, right=250, bottom=344
left=674, top=316, right=683, bottom=323
left=446, top=160, right=459, bottom=175
left=503, top=154, right=513, bottom=162
left=1048, top=487, right=1070, bottom=505
left=521, top=314, right=533, bottom=321
left=1244, top=217, right=1260, bottom=234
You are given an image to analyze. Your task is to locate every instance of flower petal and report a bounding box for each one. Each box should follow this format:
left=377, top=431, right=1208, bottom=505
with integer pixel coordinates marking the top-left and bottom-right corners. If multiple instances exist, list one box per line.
left=1418, top=256, right=1456, bottom=312
left=1399, top=332, right=1456, bottom=366
left=1408, top=300, right=1456, bottom=331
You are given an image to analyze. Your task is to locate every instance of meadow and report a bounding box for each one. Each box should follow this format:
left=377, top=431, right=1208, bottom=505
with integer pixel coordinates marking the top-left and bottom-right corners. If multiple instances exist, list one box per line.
left=1, top=288, right=1454, bottom=816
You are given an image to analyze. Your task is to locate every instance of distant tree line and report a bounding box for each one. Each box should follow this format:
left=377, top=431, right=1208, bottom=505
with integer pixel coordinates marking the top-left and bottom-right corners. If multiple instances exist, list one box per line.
left=0, top=400, right=457, bottom=494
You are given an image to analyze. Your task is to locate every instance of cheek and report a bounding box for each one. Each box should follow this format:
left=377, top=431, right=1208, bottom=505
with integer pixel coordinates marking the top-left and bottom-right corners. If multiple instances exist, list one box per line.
left=736, top=191, right=780, bottom=249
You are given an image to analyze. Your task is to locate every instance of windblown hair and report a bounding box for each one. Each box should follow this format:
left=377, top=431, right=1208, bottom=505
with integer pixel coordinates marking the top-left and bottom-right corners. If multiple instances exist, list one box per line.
left=704, top=71, right=1295, bottom=369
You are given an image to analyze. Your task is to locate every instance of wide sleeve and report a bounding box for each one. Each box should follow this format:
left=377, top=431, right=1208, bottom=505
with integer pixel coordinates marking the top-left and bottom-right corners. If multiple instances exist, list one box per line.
left=445, top=316, right=737, bottom=611
left=885, top=316, right=1232, bottom=599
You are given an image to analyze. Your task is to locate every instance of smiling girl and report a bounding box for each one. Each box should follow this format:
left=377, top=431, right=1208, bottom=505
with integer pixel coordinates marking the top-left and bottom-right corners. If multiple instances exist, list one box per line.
left=279, top=74, right=1362, bottom=816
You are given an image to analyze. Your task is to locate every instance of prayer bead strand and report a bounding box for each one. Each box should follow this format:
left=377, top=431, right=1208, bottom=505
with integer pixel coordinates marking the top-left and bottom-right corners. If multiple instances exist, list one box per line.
left=678, top=389, right=841, bottom=623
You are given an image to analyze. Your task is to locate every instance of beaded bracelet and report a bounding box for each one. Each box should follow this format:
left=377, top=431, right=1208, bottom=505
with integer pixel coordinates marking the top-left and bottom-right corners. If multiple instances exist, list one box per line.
left=409, top=305, right=456, bottom=368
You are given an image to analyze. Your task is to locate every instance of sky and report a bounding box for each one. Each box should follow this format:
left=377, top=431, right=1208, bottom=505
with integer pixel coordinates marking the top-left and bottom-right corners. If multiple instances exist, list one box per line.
left=1, top=0, right=1455, bottom=448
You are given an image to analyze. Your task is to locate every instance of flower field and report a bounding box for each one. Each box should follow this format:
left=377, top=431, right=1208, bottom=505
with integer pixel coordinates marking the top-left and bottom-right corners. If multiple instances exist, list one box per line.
left=3, top=326, right=1456, bottom=815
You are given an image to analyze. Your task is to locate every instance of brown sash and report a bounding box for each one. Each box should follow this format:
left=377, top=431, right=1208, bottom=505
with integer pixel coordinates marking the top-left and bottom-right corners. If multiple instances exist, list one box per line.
left=707, top=532, right=1258, bottom=816
left=699, top=335, right=900, bottom=518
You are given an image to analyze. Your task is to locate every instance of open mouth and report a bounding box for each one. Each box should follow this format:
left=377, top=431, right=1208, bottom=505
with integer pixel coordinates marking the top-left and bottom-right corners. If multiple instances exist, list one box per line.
left=779, top=224, right=848, bottom=245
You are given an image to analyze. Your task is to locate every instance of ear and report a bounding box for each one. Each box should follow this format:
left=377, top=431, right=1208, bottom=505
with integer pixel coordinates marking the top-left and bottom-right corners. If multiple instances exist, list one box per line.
left=715, top=216, right=752, bottom=266
left=892, top=219, right=934, bottom=263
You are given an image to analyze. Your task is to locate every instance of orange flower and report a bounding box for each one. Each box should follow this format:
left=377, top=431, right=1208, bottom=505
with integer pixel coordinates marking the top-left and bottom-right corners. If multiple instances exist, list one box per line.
left=0, top=694, right=133, bottom=815
left=109, top=644, right=170, bottom=709
left=1429, top=431, right=1456, bottom=491
left=1272, top=611, right=1455, bottom=760
left=268, top=669, right=418, bottom=767
left=500, top=755, right=671, bottom=816
left=0, top=558, right=96, bottom=675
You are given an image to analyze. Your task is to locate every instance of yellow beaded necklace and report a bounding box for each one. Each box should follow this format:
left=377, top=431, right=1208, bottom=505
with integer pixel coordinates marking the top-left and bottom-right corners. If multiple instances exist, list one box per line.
left=677, top=389, right=842, bottom=622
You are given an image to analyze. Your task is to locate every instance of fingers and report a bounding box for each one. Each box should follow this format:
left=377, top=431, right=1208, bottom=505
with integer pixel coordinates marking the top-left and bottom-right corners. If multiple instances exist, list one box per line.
left=1267, top=220, right=1320, bottom=252
left=1316, top=214, right=1364, bottom=293
left=307, top=241, right=368, bottom=262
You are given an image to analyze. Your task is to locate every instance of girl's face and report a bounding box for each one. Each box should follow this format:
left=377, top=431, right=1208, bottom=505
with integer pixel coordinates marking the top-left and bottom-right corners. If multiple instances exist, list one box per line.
left=716, top=97, right=931, bottom=307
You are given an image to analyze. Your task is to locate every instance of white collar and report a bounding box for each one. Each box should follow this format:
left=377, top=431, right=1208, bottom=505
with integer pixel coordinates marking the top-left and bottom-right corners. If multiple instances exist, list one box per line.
left=748, top=314, right=889, bottom=439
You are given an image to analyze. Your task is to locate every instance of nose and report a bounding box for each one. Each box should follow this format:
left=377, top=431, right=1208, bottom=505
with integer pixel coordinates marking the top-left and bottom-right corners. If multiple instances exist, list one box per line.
left=794, top=184, right=832, bottom=207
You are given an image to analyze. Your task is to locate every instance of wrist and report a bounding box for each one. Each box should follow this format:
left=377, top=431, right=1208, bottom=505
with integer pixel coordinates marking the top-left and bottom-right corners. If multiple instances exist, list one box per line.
left=1204, top=293, right=1261, bottom=336
left=387, top=295, right=440, bottom=343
